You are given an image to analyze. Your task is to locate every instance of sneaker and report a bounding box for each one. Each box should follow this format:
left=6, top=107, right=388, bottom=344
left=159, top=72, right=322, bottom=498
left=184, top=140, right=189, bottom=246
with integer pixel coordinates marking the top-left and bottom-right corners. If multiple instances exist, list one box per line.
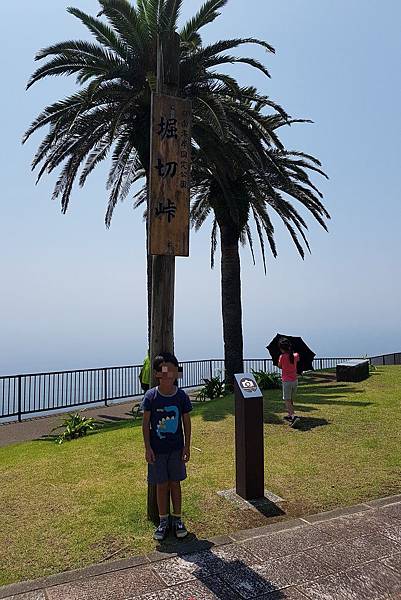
left=173, top=518, right=188, bottom=539
left=289, top=416, right=300, bottom=427
left=283, top=415, right=292, bottom=423
left=153, top=520, right=169, bottom=541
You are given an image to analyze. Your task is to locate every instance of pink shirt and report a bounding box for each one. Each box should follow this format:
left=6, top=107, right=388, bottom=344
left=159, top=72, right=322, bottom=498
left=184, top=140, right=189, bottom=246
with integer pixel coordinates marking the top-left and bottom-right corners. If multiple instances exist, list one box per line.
left=278, top=352, right=299, bottom=382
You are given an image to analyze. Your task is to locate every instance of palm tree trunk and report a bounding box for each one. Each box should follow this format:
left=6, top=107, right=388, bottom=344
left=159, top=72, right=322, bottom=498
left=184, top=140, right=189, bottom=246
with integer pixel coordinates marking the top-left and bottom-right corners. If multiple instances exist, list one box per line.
left=220, top=223, right=244, bottom=387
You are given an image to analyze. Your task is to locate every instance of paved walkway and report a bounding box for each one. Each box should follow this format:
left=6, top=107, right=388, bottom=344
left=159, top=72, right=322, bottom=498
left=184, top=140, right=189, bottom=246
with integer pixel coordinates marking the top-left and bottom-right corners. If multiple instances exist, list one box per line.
left=0, top=400, right=138, bottom=447
left=2, top=495, right=401, bottom=599
left=0, top=392, right=200, bottom=448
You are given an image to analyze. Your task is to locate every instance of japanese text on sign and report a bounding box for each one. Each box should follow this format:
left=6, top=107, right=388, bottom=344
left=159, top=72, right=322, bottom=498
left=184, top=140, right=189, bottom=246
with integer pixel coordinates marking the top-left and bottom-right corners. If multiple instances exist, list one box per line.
left=149, top=94, right=191, bottom=256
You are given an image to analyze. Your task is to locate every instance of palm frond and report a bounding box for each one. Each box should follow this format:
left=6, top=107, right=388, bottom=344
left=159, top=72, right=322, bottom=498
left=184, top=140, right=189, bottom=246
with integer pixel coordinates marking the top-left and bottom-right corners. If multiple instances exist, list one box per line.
left=136, top=0, right=162, bottom=37
left=105, top=144, right=141, bottom=226
left=243, top=224, right=256, bottom=266
left=193, top=96, right=227, bottom=138
left=204, top=54, right=271, bottom=78
left=98, top=0, right=147, bottom=55
left=27, top=49, right=127, bottom=89
left=252, top=209, right=268, bottom=273
left=180, top=0, right=228, bottom=44
left=79, top=140, right=110, bottom=186
left=210, top=218, right=218, bottom=268
left=162, top=0, right=183, bottom=31
left=66, top=8, right=129, bottom=58
left=195, top=38, right=275, bottom=61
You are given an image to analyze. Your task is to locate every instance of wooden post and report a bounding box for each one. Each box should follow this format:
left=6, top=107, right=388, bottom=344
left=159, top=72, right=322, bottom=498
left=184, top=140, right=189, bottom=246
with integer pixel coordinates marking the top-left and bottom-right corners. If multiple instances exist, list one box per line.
left=234, top=374, right=264, bottom=500
left=147, top=33, right=182, bottom=523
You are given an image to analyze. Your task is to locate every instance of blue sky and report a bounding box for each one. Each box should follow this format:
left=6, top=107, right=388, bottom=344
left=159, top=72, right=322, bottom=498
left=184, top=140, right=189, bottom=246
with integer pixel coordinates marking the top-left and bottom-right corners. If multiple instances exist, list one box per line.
left=1, top=0, right=400, bottom=375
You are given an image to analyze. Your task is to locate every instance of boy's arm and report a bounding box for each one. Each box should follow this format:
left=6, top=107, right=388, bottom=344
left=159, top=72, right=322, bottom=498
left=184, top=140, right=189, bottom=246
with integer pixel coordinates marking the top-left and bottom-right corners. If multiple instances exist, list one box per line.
left=182, top=412, right=191, bottom=463
left=142, top=411, right=155, bottom=463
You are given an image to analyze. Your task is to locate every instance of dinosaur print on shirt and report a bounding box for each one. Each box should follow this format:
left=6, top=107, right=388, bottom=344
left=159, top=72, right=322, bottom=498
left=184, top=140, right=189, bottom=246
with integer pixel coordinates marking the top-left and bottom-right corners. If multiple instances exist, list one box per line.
left=156, top=405, right=179, bottom=439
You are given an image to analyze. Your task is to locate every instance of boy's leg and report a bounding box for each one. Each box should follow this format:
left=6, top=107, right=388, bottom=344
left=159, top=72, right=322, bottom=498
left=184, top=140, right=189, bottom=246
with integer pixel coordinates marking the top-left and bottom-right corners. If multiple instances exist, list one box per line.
left=148, top=454, right=170, bottom=540
left=167, top=451, right=188, bottom=538
left=153, top=482, right=170, bottom=541
left=156, top=481, right=170, bottom=516
left=169, top=480, right=182, bottom=515
left=170, top=481, right=188, bottom=538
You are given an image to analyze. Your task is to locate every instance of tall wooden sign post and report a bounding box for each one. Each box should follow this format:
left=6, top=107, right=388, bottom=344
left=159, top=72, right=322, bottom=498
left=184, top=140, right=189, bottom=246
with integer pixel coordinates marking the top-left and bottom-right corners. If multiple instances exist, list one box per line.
left=147, top=33, right=191, bottom=521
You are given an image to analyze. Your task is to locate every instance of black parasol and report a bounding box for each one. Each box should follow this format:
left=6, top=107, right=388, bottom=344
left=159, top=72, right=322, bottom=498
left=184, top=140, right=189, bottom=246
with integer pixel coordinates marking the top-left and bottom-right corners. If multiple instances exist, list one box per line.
left=266, top=333, right=316, bottom=375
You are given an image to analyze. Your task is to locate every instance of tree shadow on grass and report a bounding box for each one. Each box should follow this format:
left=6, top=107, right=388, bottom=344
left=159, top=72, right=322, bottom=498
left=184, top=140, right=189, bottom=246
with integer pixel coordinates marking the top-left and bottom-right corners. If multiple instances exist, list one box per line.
left=96, top=413, right=133, bottom=422
left=198, top=377, right=374, bottom=425
left=196, top=396, right=235, bottom=423
left=297, top=395, right=371, bottom=408
left=301, top=371, right=337, bottom=384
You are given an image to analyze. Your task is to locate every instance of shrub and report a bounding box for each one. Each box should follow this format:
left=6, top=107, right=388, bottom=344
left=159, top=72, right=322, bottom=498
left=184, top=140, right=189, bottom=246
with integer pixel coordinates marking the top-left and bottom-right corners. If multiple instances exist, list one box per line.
left=251, top=369, right=281, bottom=390
left=196, top=373, right=226, bottom=401
left=52, top=412, right=102, bottom=444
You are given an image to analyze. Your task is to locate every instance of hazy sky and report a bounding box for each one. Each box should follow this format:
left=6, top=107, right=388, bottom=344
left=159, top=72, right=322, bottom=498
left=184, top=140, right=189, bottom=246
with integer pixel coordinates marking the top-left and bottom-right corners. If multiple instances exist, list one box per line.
left=1, top=0, right=400, bottom=375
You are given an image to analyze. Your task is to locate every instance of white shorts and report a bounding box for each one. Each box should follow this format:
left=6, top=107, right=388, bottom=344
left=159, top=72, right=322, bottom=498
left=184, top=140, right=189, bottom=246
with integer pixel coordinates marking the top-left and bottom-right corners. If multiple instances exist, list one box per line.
left=283, top=380, right=298, bottom=401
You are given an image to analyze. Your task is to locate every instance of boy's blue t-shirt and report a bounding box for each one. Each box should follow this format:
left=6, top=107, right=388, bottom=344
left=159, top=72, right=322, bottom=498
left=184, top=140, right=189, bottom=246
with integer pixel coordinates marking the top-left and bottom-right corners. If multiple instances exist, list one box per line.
left=143, top=386, right=192, bottom=454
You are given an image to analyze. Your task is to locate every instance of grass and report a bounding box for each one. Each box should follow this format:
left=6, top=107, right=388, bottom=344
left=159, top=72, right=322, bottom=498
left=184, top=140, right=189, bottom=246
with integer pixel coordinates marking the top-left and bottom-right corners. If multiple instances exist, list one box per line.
left=1, top=366, right=401, bottom=585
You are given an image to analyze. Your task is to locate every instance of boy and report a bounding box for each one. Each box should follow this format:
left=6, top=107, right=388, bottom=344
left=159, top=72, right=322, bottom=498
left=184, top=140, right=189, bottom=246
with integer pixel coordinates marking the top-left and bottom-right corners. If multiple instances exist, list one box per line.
left=142, top=352, right=192, bottom=541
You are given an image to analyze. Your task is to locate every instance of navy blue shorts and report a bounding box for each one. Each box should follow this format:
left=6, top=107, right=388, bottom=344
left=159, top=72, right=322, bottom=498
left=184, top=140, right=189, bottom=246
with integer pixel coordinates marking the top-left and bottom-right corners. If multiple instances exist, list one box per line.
left=148, top=449, right=187, bottom=485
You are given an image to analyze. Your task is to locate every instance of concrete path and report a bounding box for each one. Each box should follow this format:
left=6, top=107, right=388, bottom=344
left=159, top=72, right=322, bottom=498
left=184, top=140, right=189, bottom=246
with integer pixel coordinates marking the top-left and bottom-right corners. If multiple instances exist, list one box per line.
left=0, top=400, right=137, bottom=447
left=2, top=495, right=401, bottom=599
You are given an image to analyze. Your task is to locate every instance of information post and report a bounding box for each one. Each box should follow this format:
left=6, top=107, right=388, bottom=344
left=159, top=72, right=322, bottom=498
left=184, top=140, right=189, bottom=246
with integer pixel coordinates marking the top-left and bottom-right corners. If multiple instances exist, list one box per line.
left=234, top=373, right=265, bottom=500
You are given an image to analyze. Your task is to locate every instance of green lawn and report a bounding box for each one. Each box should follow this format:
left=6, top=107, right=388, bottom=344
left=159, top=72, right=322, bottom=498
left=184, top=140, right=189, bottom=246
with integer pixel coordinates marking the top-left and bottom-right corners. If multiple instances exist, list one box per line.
left=1, top=366, right=401, bottom=585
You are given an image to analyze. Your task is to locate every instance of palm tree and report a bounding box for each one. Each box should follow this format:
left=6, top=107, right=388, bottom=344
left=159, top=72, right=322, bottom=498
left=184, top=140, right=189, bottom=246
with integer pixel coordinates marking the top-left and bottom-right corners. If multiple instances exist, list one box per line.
left=189, top=113, right=330, bottom=384
left=24, top=0, right=329, bottom=384
left=23, top=0, right=281, bottom=224
left=23, top=0, right=286, bottom=365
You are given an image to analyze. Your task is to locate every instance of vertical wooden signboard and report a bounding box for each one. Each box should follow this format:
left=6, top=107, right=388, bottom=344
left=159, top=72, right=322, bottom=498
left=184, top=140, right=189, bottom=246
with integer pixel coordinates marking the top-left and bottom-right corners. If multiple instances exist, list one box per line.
left=149, top=94, right=191, bottom=256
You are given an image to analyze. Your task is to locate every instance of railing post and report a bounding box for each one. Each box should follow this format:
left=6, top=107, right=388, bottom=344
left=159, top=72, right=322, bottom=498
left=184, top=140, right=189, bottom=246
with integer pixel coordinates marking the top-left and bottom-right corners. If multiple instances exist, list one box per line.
left=209, top=360, right=213, bottom=381
left=17, top=376, right=22, bottom=422
left=104, top=368, right=108, bottom=407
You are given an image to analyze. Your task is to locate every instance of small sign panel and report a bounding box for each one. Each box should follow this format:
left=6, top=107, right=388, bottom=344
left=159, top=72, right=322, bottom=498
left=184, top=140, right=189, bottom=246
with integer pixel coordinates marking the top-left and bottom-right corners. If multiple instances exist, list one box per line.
left=234, top=373, right=262, bottom=399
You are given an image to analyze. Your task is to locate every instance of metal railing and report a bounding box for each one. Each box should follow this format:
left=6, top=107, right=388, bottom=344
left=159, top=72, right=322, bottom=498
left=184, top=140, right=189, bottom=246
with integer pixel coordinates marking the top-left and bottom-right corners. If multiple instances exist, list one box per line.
left=0, top=353, right=397, bottom=422
left=0, top=365, right=142, bottom=423
left=369, top=352, right=401, bottom=366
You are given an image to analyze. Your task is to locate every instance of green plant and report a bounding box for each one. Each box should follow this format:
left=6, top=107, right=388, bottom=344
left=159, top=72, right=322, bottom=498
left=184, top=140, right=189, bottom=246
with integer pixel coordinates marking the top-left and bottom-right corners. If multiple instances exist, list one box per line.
left=251, top=369, right=281, bottom=390
left=52, top=412, right=102, bottom=444
left=196, top=373, right=226, bottom=401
